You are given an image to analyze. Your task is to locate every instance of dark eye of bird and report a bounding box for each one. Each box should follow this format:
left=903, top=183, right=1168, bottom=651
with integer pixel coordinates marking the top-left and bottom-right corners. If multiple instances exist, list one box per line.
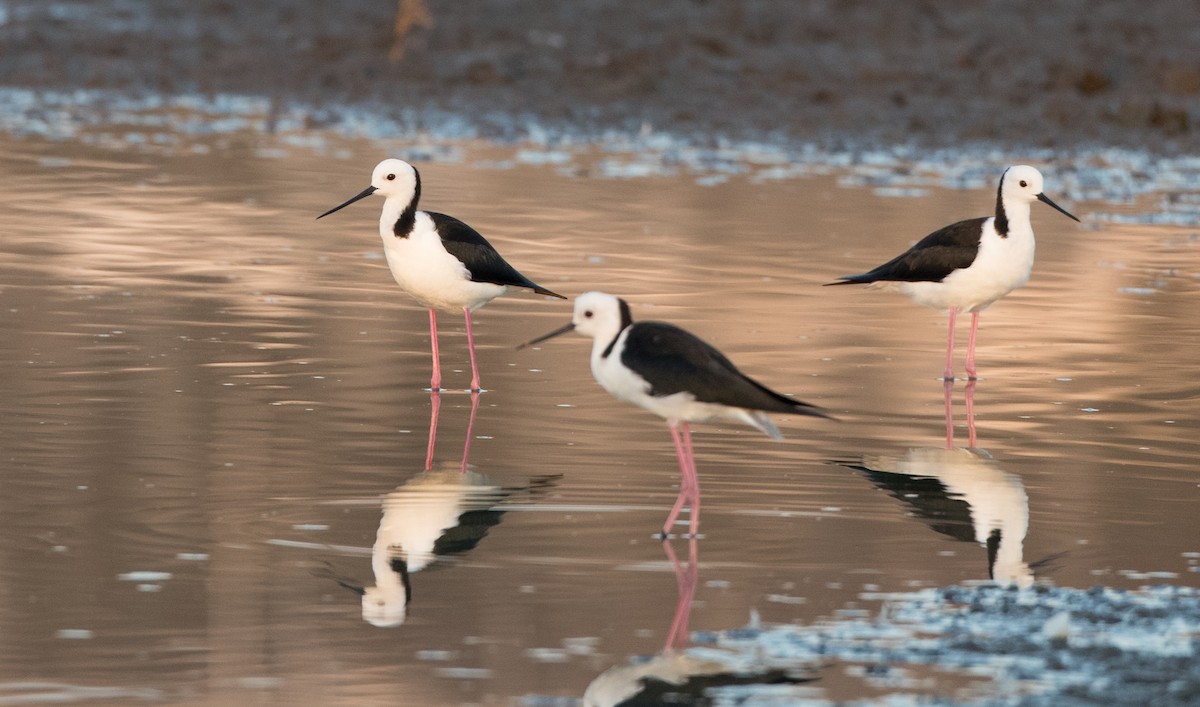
left=584, top=311, right=593, bottom=318
left=386, top=174, right=396, bottom=181
left=1020, top=180, right=1028, bottom=187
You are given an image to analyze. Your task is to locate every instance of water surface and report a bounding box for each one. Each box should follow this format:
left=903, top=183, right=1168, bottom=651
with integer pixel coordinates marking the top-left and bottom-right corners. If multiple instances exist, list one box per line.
left=0, top=138, right=1197, bottom=704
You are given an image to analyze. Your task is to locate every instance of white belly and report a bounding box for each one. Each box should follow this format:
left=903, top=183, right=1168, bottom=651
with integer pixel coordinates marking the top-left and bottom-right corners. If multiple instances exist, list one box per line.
left=380, top=229, right=508, bottom=312
left=896, top=231, right=1035, bottom=312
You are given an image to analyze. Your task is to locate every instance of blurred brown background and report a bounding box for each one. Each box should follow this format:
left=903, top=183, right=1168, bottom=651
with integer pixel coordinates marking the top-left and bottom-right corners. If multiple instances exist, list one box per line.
left=1, top=0, right=1196, bottom=147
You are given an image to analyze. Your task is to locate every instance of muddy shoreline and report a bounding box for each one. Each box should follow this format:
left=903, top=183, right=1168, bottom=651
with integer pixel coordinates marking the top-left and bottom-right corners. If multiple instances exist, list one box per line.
left=2, top=1, right=1197, bottom=153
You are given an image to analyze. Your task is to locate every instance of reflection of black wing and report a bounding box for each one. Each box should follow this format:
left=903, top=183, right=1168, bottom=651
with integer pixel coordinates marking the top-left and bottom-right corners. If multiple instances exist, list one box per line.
left=429, top=475, right=560, bottom=558
left=622, top=671, right=815, bottom=706
left=432, top=509, right=506, bottom=556
left=852, top=467, right=976, bottom=543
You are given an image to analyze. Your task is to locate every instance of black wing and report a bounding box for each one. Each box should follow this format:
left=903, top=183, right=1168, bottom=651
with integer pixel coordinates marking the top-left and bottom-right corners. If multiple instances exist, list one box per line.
left=428, top=212, right=565, bottom=298
left=827, top=217, right=987, bottom=285
left=621, top=322, right=829, bottom=418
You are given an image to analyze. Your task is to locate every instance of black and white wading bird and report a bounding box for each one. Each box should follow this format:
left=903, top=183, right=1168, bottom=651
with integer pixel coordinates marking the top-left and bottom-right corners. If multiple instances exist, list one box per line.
left=318, top=158, right=565, bottom=391
left=520, top=291, right=831, bottom=537
left=826, top=165, right=1079, bottom=381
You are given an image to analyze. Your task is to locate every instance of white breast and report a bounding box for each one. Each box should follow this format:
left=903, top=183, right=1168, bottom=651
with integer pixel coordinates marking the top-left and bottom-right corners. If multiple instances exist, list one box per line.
left=379, top=212, right=509, bottom=312
left=898, top=218, right=1036, bottom=313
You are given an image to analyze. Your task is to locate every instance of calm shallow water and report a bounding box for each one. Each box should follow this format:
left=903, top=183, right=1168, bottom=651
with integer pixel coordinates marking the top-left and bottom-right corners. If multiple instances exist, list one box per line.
left=0, top=137, right=1198, bottom=704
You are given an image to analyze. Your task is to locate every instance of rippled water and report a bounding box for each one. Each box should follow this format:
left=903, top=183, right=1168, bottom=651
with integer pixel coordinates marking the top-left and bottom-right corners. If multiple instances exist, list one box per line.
left=1, top=138, right=1197, bottom=704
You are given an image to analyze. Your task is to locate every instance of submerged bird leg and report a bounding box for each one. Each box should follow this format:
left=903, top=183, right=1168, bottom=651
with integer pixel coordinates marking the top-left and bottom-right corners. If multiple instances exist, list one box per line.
left=428, top=309, right=442, bottom=391
left=425, top=391, right=441, bottom=470
left=662, top=422, right=695, bottom=537
left=461, top=391, right=480, bottom=474
left=965, top=311, right=981, bottom=380
left=463, top=307, right=483, bottom=392
left=943, top=307, right=960, bottom=382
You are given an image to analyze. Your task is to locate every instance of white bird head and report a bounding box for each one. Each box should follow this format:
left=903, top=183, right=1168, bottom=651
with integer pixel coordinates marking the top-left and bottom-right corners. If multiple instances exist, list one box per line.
left=518, top=291, right=631, bottom=349
left=571, top=291, right=630, bottom=339
left=1000, top=165, right=1079, bottom=222
left=316, top=158, right=420, bottom=219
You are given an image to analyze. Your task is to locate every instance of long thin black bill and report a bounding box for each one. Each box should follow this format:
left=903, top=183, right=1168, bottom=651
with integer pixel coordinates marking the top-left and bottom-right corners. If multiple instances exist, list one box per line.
left=516, top=322, right=575, bottom=350
left=317, top=185, right=378, bottom=219
left=1037, top=193, right=1080, bottom=223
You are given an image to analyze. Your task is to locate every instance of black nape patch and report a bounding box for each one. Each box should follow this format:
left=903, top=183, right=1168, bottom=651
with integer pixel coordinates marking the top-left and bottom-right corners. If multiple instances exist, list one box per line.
left=601, top=299, right=635, bottom=359
left=392, top=168, right=422, bottom=238
left=617, top=298, right=633, bottom=330
left=994, top=169, right=1010, bottom=238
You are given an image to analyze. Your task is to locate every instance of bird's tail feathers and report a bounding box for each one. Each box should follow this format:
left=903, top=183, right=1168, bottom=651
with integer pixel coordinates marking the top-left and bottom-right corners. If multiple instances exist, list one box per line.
left=823, top=275, right=870, bottom=286
left=744, top=410, right=784, bottom=440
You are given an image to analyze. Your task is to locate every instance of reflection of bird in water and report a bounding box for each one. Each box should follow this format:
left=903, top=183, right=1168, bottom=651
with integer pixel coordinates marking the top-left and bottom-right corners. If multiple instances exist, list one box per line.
left=843, top=381, right=1036, bottom=587
left=521, top=291, right=831, bottom=537
left=851, top=446, right=1033, bottom=588
left=317, top=158, right=564, bottom=391
left=324, top=392, right=558, bottom=626
left=826, top=165, right=1079, bottom=381
left=584, top=539, right=815, bottom=706
left=362, top=466, right=512, bottom=627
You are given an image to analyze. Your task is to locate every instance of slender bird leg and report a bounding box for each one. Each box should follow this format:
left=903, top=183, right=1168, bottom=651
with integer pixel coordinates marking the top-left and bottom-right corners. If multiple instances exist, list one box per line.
left=943, top=307, right=959, bottom=382
left=680, top=423, right=701, bottom=538
left=662, top=422, right=695, bottom=537
left=965, top=378, right=978, bottom=448
left=463, top=306, right=483, bottom=392
left=424, top=391, right=441, bottom=471
left=965, top=311, right=981, bottom=380
left=428, top=308, right=442, bottom=391
left=460, top=391, right=480, bottom=474
left=943, top=377, right=956, bottom=450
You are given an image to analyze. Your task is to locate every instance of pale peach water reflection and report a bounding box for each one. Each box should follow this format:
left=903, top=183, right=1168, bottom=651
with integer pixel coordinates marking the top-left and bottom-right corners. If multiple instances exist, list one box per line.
left=0, top=138, right=1197, bottom=704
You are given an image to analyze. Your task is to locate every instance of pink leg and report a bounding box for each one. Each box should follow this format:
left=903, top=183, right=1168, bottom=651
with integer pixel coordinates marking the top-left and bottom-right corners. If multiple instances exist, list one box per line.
left=943, top=307, right=959, bottom=382
left=965, top=311, right=981, bottom=380
left=424, top=391, right=441, bottom=470
left=942, top=378, right=955, bottom=450
left=428, top=309, right=442, bottom=391
left=679, top=423, right=701, bottom=537
left=460, top=392, right=480, bottom=474
left=662, top=422, right=695, bottom=537
left=463, top=307, right=482, bottom=392
left=965, top=378, right=978, bottom=448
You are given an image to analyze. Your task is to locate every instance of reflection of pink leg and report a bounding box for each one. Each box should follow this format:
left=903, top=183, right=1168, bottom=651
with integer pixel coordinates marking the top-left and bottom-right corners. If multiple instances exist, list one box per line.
left=428, top=309, right=442, bottom=391
left=463, top=307, right=482, bottom=392
left=943, top=307, right=959, bottom=382
left=943, top=378, right=955, bottom=450
left=425, top=391, right=441, bottom=470
left=662, top=422, right=693, bottom=537
left=965, top=378, right=978, bottom=448
left=662, top=536, right=700, bottom=651
left=460, top=392, right=480, bottom=474
left=965, top=311, right=981, bottom=380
